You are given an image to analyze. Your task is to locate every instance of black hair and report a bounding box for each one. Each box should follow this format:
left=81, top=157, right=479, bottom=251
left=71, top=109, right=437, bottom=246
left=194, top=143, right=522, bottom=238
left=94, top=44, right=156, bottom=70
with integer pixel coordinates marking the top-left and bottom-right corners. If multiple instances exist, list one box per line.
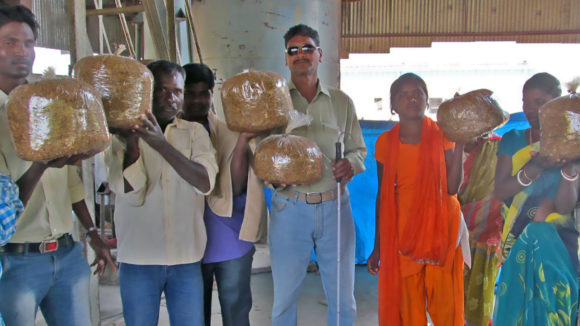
left=390, top=73, right=428, bottom=112
left=523, top=72, right=562, bottom=99
left=283, top=24, right=320, bottom=47
left=147, top=60, right=185, bottom=81
left=0, top=5, right=38, bottom=40
left=182, top=63, right=214, bottom=90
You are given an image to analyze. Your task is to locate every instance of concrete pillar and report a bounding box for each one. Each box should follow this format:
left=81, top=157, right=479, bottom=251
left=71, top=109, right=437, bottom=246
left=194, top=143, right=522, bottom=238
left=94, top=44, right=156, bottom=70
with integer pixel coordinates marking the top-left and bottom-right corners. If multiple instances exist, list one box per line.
left=190, top=0, right=340, bottom=119
left=191, top=0, right=341, bottom=86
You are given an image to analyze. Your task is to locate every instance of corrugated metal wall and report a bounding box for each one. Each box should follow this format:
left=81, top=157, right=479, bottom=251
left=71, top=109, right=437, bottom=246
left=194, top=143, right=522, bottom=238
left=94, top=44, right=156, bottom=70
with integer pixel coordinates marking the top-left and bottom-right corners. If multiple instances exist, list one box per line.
left=31, top=1, right=580, bottom=57
left=32, top=0, right=139, bottom=54
left=34, top=0, right=70, bottom=50
left=341, top=0, right=580, bottom=57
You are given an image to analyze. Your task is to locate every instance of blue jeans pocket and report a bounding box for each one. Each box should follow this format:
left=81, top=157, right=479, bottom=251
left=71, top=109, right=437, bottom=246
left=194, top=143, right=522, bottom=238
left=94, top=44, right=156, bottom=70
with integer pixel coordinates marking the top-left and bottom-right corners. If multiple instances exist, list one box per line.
left=272, top=194, right=289, bottom=212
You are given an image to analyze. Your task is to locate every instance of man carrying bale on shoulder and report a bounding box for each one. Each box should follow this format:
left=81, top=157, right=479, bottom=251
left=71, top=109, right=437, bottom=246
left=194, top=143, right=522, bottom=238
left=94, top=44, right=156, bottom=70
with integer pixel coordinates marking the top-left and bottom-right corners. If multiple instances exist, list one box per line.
left=179, top=63, right=266, bottom=326
left=0, top=5, right=115, bottom=325
left=105, top=60, right=218, bottom=325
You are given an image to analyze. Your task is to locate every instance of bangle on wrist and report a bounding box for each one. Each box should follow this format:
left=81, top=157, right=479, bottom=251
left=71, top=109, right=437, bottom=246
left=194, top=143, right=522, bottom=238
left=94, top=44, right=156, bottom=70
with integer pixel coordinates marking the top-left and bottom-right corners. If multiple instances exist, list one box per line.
left=517, top=169, right=533, bottom=187
left=522, top=166, right=537, bottom=182
left=561, top=168, right=579, bottom=182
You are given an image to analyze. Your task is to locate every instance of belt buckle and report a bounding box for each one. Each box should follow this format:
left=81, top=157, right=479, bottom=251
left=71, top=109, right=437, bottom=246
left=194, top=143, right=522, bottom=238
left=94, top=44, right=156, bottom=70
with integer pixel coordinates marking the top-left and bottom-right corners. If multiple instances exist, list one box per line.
left=39, top=240, right=59, bottom=253
left=305, top=192, right=322, bottom=204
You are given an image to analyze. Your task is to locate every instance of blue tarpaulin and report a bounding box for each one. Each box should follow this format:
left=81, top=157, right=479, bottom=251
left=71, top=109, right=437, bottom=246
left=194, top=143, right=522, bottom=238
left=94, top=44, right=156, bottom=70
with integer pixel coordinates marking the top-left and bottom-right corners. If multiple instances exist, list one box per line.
left=348, top=112, right=529, bottom=263
left=264, top=112, right=529, bottom=264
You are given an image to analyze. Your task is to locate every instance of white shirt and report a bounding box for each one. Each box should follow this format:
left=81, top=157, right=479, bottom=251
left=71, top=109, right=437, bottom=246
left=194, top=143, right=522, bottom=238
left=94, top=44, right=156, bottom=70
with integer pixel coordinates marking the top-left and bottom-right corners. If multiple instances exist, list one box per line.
left=106, top=118, right=218, bottom=265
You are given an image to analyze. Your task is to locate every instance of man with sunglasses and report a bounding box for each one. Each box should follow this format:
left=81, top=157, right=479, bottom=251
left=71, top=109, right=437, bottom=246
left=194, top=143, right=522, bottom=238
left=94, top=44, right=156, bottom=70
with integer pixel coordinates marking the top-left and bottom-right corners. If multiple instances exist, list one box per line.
left=269, top=24, right=367, bottom=326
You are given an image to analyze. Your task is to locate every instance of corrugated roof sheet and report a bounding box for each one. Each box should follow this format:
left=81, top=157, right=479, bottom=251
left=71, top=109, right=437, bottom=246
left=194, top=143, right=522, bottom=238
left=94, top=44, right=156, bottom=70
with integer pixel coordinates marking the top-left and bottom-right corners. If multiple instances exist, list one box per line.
left=341, top=0, right=580, bottom=57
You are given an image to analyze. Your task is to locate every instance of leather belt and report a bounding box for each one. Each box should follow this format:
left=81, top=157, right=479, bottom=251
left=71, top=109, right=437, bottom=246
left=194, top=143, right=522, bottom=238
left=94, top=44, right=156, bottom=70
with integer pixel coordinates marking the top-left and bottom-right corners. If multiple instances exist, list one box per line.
left=0, top=234, right=75, bottom=254
left=278, top=184, right=346, bottom=205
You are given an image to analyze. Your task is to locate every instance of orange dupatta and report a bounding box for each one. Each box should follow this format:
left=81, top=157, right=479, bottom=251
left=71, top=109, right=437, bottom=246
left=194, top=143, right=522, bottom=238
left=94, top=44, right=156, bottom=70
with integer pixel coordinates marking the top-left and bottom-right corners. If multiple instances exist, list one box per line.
left=377, top=117, right=459, bottom=325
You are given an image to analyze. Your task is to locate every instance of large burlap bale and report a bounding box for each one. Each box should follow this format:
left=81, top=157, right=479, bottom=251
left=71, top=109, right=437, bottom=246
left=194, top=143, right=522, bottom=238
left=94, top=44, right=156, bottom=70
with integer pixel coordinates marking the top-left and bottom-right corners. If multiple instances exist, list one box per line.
left=74, top=55, right=153, bottom=129
left=7, top=78, right=111, bottom=161
left=437, top=89, right=509, bottom=143
left=254, top=134, right=322, bottom=185
left=221, top=70, right=293, bottom=132
left=539, top=93, right=580, bottom=161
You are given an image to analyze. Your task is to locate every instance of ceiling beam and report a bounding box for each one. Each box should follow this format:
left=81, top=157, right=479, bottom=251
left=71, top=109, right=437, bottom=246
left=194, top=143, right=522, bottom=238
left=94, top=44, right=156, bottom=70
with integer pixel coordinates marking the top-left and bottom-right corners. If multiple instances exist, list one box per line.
left=86, top=5, right=144, bottom=16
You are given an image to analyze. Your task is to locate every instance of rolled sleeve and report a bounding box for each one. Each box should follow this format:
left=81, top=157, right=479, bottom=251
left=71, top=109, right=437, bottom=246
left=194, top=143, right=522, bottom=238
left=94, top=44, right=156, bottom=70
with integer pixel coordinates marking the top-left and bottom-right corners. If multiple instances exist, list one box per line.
left=347, top=155, right=365, bottom=176
left=68, top=166, right=85, bottom=204
left=190, top=129, right=218, bottom=196
left=121, top=157, right=147, bottom=206
left=344, top=99, right=367, bottom=176
left=104, top=139, right=125, bottom=195
left=194, top=154, right=218, bottom=196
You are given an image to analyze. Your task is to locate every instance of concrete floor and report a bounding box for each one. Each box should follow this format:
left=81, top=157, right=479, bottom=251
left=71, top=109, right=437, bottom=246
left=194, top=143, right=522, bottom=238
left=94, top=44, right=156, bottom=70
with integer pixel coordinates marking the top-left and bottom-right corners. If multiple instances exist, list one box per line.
left=98, top=264, right=379, bottom=326
left=36, top=244, right=379, bottom=325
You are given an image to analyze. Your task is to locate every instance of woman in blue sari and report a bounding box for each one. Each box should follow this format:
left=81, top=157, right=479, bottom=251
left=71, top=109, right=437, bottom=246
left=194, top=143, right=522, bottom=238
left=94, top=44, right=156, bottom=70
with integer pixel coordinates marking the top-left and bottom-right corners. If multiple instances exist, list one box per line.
left=492, top=73, right=579, bottom=326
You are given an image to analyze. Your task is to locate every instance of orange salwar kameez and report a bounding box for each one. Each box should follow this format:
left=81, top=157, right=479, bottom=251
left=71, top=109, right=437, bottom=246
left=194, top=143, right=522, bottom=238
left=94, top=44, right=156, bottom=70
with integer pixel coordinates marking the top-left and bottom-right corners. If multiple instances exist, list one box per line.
left=375, top=117, right=464, bottom=326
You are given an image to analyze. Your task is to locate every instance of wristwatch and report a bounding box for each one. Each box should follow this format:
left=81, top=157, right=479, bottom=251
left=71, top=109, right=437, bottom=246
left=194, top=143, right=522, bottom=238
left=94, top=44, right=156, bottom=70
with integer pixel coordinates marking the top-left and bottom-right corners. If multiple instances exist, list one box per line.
left=83, top=226, right=99, bottom=240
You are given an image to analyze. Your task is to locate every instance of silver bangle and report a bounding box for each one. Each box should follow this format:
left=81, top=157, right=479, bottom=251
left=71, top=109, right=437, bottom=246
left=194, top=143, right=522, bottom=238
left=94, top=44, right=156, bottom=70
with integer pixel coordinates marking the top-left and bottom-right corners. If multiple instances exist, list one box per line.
left=561, top=168, right=579, bottom=182
left=517, top=169, right=532, bottom=187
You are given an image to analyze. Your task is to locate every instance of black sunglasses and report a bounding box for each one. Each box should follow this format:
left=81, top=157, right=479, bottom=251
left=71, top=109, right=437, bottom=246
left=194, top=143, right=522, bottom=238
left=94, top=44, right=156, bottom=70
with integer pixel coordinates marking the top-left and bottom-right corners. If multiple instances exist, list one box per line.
left=286, top=44, right=319, bottom=56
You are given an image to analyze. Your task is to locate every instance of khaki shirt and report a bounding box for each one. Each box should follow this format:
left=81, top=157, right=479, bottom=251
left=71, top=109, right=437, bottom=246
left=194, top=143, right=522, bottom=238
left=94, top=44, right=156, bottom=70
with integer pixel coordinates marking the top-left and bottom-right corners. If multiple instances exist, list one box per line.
left=206, top=113, right=266, bottom=242
left=287, top=81, right=367, bottom=193
left=106, top=118, right=218, bottom=265
left=0, top=90, right=85, bottom=243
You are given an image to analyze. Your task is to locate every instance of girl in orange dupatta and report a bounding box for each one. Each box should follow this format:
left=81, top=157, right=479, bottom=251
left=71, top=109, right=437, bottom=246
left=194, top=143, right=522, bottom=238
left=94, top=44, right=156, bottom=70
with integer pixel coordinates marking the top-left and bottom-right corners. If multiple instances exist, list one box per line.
left=367, top=73, right=465, bottom=326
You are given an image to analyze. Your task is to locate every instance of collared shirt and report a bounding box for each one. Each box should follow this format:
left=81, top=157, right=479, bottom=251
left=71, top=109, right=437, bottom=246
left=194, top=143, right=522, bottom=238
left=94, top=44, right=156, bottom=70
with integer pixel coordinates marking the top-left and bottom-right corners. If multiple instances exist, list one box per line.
left=106, top=118, right=218, bottom=265
left=203, top=113, right=266, bottom=262
left=286, top=80, right=367, bottom=193
left=205, top=113, right=266, bottom=242
left=0, top=90, right=85, bottom=243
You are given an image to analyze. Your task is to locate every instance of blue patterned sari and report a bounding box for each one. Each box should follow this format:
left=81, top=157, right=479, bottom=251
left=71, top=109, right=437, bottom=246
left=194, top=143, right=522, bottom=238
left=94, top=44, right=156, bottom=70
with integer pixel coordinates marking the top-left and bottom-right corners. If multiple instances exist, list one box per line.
left=493, top=222, right=578, bottom=326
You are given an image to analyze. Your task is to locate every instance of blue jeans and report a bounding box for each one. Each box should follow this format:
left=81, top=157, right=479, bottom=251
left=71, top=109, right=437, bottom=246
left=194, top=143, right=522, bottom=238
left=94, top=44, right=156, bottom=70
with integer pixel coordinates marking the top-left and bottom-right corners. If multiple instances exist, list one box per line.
left=119, top=261, right=204, bottom=326
left=0, top=242, right=91, bottom=326
left=269, top=190, right=356, bottom=326
left=202, top=246, right=254, bottom=326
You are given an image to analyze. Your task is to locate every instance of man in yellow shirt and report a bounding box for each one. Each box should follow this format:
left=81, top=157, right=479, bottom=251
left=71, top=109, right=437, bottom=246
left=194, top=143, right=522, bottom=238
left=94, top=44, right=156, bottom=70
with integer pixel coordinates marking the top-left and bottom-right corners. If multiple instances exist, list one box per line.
left=106, top=60, right=218, bottom=325
left=181, top=63, right=266, bottom=326
left=0, top=5, right=114, bottom=325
